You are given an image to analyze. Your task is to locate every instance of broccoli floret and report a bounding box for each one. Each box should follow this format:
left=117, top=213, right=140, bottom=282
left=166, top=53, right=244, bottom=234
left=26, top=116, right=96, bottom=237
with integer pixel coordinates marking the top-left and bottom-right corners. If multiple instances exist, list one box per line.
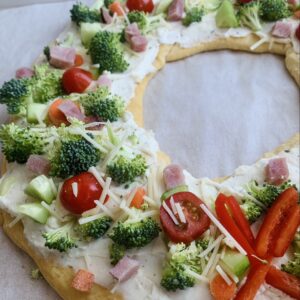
left=238, top=1, right=262, bottom=32
left=241, top=198, right=264, bottom=223
left=182, top=7, right=204, bottom=27
left=245, top=180, right=295, bottom=208
left=70, top=3, right=101, bottom=26
left=110, top=242, right=126, bottom=265
left=30, top=268, right=42, bottom=280
left=108, top=217, right=160, bottom=249
left=50, top=136, right=101, bottom=178
left=0, top=78, right=30, bottom=114
left=259, top=0, right=291, bottom=22
left=161, top=242, right=204, bottom=291
left=89, top=31, right=129, bottom=73
left=107, top=154, right=147, bottom=184
left=128, top=11, right=148, bottom=31
left=31, top=64, right=63, bottom=103
left=161, top=263, right=195, bottom=291
left=281, top=253, right=300, bottom=278
left=42, top=222, right=77, bottom=252
left=0, top=124, right=46, bottom=163
left=80, top=87, right=125, bottom=122
left=74, top=216, right=112, bottom=241
left=293, top=232, right=300, bottom=253
left=43, top=46, right=50, bottom=61
left=195, top=238, right=209, bottom=250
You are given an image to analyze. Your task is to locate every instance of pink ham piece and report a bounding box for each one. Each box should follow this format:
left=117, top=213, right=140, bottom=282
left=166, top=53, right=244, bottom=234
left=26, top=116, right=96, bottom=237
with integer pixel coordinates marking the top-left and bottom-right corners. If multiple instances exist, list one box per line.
left=26, top=155, right=50, bottom=175
left=167, top=0, right=184, bottom=21
left=96, top=74, right=112, bottom=88
left=84, top=115, right=104, bottom=131
left=110, top=256, right=139, bottom=282
left=265, top=158, right=289, bottom=185
left=272, top=22, right=292, bottom=38
left=101, top=7, right=113, bottom=24
left=125, top=23, right=141, bottom=43
left=49, top=46, right=76, bottom=69
left=163, top=164, right=185, bottom=190
left=130, top=35, right=148, bottom=52
left=15, top=67, right=34, bottom=79
left=57, top=100, right=85, bottom=121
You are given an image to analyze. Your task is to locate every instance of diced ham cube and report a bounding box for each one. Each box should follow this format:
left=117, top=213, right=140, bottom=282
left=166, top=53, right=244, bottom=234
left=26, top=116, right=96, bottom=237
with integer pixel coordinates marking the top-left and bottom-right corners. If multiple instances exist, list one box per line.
left=125, top=23, right=141, bottom=43
left=49, top=46, right=76, bottom=69
left=272, top=22, right=292, bottom=38
left=71, top=269, right=94, bottom=292
left=101, top=7, right=113, bottom=24
left=15, top=67, right=34, bottom=79
left=130, top=35, right=148, bottom=52
left=265, top=158, right=289, bottom=185
left=96, top=74, right=112, bottom=88
left=57, top=99, right=85, bottom=121
left=167, top=0, right=184, bottom=21
left=163, top=164, right=185, bottom=190
left=110, top=256, right=139, bottom=282
left=26, top=155, right=50, bottom=175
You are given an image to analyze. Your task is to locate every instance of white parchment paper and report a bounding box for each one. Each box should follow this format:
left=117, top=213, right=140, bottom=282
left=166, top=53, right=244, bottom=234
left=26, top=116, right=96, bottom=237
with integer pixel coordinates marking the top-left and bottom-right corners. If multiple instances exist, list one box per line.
left=0, top=1, right=299, bottom=299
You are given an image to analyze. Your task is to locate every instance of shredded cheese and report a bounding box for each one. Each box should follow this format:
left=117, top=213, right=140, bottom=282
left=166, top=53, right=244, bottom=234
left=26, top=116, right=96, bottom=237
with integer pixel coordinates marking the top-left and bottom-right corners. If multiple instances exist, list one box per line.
left=175, top=202, right=186, bottom=223
left=208, top=254, right=221, bottom=278
left=202, top=235, right=222, bottom=276
left=184, top=267, right=209, bottom=283
left=8, top=215, right=22, bottom=228
left=200, top=234, right=224, bottom=258
left=71, top=182, right=78, bottom=198
left=250, top=33, right=268, bottom=51
left=143, top=195, right=159, bottom=208
left=99, top=177, right=111, bottom=204
left=162, top=201, right=179, bottom=225
left=200, top=204, right=247, bottom=256
left=41, top=201, right=65, bottom=222
left=94, top=200, right=115, bottom=218
left=126, top=187, right=138, bottom=207
left=216, top=265, right=232, bottom=286
left=78, top=212, right=106, bottom=225
left=170, top=197, right=177, bottom=215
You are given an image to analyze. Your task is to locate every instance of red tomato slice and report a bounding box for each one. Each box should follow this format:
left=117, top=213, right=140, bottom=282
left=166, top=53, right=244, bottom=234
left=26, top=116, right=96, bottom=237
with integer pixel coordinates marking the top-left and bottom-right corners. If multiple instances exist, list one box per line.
left=62, top=67, right=93, bottom=94
left=255, top=187, right=298, bottom=258
left=266, top=266, right=300, bottom=299
left=235, top=262, right=271, bottom=300
left=160, top=192, right=210, bottom=244
left=126, top=0, right=154, bottom=13
left=215, top=194, right=256, bottom=263
left=272, top=204, right=300, bottom=257
left=60, top=172, right=109, bottom=215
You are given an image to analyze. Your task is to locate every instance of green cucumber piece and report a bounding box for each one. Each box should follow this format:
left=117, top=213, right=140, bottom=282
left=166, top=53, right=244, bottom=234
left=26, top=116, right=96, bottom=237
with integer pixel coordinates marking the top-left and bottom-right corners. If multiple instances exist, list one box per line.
left=161, top=185, right=188, bottom=201
left=18, top=203, right=49, bottom=224
left=27, top=103, right=47, bottom=124
left=0, top=175, right=16, bottom=196
left=80, top=22, right=102, bottom=47
left=107, top=124, right=119, bottom=146
left=215, top=0, right=238, bottom=28
left=25, top=175, right=56, bottom=204
left=220, top=249, right=250, bottom=279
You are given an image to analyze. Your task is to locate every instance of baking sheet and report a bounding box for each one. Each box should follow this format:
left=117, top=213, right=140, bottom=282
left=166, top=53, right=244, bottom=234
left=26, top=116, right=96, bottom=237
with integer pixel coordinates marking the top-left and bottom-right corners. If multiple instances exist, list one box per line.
left=0, top=1, right=299, bottom=299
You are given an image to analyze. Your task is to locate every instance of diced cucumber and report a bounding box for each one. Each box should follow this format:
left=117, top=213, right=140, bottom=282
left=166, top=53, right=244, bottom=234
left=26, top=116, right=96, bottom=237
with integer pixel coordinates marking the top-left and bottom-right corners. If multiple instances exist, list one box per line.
left=25, top=175, right=57, bottom=204
left=27, top=103, right=47, bottom=124
left=220, top=249, right=250, bottom=279
left=215, top=0, right=238, bottom=28
left=155, top=0, right=173, bottom=14
left=80, top=22, right=102, bottom=47
left=18, top=203, right=49, bottom=224
left=161, top=185, right=188, bottom=201
left=0, top=175, right=16, bottom=196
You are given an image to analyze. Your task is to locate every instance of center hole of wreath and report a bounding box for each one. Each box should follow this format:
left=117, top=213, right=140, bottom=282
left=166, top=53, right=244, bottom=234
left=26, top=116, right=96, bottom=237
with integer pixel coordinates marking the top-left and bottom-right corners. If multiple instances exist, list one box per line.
left=144, top=51, right=300, bottom=178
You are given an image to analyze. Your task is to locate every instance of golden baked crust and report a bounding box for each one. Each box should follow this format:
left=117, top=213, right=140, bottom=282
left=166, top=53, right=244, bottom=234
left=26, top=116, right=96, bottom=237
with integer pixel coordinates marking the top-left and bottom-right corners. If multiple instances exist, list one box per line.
left=0, top=32, right=299, bottom=300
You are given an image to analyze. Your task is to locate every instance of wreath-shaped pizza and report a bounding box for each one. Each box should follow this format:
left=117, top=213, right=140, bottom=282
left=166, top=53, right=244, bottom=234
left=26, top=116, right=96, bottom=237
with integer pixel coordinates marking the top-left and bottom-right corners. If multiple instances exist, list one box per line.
left=0, top=0, right=299, bottom=299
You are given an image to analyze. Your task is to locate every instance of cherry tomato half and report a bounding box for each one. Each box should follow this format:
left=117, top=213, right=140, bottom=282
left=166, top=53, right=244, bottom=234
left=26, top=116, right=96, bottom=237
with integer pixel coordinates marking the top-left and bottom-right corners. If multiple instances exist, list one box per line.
left=126, top=0, right=154, bottom=13
left=60, top=172, right=109, bottom=215
left=62, top=67, right=93, bottom=94
left=160, top=192, right=210, bottom=244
